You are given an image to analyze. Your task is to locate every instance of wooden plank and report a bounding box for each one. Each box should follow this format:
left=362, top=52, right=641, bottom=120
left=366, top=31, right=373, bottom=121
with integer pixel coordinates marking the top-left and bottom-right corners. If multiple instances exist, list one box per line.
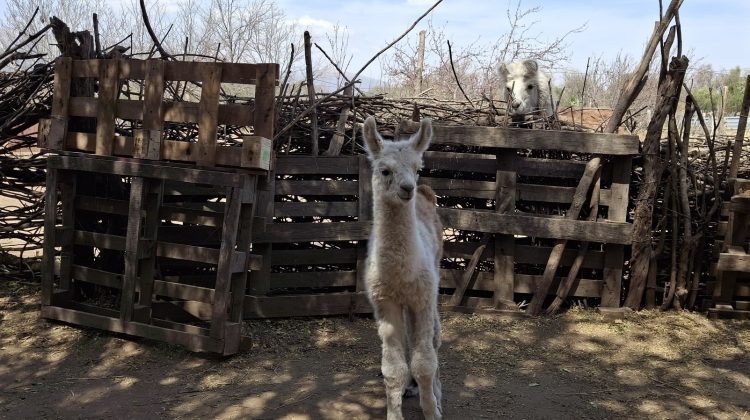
left=254, top=221, right=371, bottom=243
left=602, top=156, right=631, bottom=307
left=48, top=57, right=72, bottom=150
left=95, top=59, right=119, bottom=156
left=68, top=97, right=254, bottom=126
left=443, top=242, right=606, bottom=268
left=527, top=158, right=601, bottom=316
left=72, top=59, right=267, bottom=85
left=57, top=173, right=77, bottom=295
left=355, top=156, right=373, bottom=312
left=41, top=167, right=60, bottom=306
left=275, top=156, right=359, bottom=174
left=399, top=122, right=640, bottom=155
left=48, top=155, right=244, bottom=187
left=40, top=306, right=224, bottom=354
left=494, top=159, right=516, bottom=309
left=244, top=292, right=372, bottom=318
left=211, top=186, right=243, bottom=339
left=121, top=177, right=145, bottom=321
left=135, top=179, right=164, bottom=321
left=196, top=63, right=222, bottom=166
left=438, top=208, right=632, bottom=244
left=271, top=271, right=357, bottom=288
left=241, top=136, right=272, bottom=170
left=249, top=174, right=274, bottom=294
left=449, top=235, right=489, bottom=307
left=252, top=63, right=277, bottom=142
left=423, top=152, right=588, bottom=178
left=274, top=201, right=358, bottom=217
left=440, top=270, right=603, bottom=297
left=276, top=180, right=358, bottom=195
left=717, top=252, right=750, bottom=272
left=134, top=59, right=165, bottom=159
left=270, top=248, right=358, bottom=265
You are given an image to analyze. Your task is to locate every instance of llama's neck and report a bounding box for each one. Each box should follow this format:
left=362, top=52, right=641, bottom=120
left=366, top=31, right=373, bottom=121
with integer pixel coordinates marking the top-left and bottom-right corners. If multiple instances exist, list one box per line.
left=371, top=198, right=418, bottom=253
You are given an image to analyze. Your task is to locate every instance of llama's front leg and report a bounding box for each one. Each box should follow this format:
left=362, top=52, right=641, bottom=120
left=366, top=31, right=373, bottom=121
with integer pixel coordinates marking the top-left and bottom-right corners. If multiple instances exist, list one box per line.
left=409, top=307, right=442, bottom=420
left=376, top=300, right=409, bottom=420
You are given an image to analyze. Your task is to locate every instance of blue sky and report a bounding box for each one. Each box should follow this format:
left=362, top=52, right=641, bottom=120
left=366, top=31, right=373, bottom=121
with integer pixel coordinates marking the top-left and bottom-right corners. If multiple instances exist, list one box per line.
left=279, top=0, right=749, bottom=79
left=2, top=0, right=747, bottom=81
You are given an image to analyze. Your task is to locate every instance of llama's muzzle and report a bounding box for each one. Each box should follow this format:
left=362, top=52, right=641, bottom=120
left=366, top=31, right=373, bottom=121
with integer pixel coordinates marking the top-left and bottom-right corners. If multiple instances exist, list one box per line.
left=398, top=184, right=415, bottom=200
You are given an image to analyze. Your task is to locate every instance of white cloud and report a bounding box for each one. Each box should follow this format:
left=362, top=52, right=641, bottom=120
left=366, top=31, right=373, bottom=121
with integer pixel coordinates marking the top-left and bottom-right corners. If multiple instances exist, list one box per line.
left=293, top=16, right=335, bottom=32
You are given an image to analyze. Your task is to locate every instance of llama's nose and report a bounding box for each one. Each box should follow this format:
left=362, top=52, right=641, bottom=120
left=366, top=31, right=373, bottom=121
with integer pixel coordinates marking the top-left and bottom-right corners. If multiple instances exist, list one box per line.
left=511, top=100, right=521, bottom=109
left=399, top=184, right=415, bottom=200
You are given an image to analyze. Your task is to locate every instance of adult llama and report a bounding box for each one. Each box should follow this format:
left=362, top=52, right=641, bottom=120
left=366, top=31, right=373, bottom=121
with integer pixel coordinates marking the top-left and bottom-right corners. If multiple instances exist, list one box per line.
left=499, top=58, right=554, bottom=122
left=362, top=116, right=444, bottom=420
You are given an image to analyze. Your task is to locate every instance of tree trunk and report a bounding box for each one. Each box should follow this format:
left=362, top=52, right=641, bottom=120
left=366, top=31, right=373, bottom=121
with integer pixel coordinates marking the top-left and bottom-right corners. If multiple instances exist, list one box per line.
left=624, top=55, right=689, bottom=309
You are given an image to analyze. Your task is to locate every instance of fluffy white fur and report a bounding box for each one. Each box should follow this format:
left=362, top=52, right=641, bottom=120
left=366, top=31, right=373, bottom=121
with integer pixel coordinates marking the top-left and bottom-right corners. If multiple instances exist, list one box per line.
left=499, top=59, right=554, bottom=119
left=363, top=116, right=444, bottom=420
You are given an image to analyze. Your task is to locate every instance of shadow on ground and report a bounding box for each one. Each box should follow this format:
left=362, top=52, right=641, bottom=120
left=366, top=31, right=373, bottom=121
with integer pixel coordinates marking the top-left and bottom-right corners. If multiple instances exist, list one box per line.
left=1, top=279, right=748, bottom=419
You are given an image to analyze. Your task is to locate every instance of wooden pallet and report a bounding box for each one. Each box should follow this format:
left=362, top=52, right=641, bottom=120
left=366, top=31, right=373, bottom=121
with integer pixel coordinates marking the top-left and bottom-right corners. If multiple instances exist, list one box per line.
left=37, top=58, right=277, bottom=170
left=41, top=154, right=262, bottom=354
left=245, top=123, right=639, bottom=317
left=709, top=186, right=750, bottom=319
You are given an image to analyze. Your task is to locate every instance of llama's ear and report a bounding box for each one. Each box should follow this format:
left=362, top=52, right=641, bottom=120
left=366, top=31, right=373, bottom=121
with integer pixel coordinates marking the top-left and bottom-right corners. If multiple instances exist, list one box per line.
left=363, top=116, right=382, bottom=157
left=411, top=118, right=433, bottom=153
left=522, top=59, right=538, bottom=75
left=499, top=63, right=509, bottom=77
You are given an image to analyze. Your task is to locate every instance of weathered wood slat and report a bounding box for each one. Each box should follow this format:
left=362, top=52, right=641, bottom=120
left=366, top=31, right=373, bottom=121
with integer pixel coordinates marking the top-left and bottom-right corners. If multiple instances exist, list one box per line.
left=275, top=156, right=359, bottom=174
left=95, top=59, right=119, bottom=155
left=254, top=221, right=370, bottom=243
left=71, top=59, right=267, bottom=85
left=274, top=201, right=358, bottom=217
left=68, top=97, right=255, bottom=126
left=400, top=122, right=640, bottom=155
left=41, top=306, right=223, bottom=353
left=423, top=152, right=588, bottom=178
left=46, top=57, right=72, bottom=150
left=718, top=252, right=750, bottom=273
left=442, top=242, right=606, bottom=269
left=440, top=270, right=603, bottom=297
left=48, top=155, right=244, bottom=186
left=271, top=271, right=357, bottom=288
left=134, top=59, right=165, bottom=159
left=196, top=63, right=222, bottom=166
left=270, top=248, right=358, bottom=265
left=438, top=208, right=632, bottom=244
left=276, top=180, right=358, bottom=195
left=244, top=292, right=371, bottom=318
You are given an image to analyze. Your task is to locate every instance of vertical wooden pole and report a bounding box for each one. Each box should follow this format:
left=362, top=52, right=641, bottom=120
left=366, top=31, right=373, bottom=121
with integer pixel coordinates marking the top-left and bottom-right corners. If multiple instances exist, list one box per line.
left=196, top=63, right=222, bottom=167
left=355, top=156, right=373, bottom=313
left=210, top=186, right=243, bottom=340
left=57, top=172, right=77, bottom=301
left=46, top=57, right=72, bottom=150
left=134, top=178, right=163, bottom=322
left=95, top=59, right=119, bottom=156
left=135, top=59, right=165, bottom=160
left=602, top=156, right=632, bottom=307
left=415, top=30, right=426, bottom=96
left=41, top=168, right=60, bottom=306
left=493, top=151, right=516, bottom=309
left=303, top=31, right=319, bottom=156
left=729, top=75, right=750, bottom=180
left=121, top=177, right=145, bottom=321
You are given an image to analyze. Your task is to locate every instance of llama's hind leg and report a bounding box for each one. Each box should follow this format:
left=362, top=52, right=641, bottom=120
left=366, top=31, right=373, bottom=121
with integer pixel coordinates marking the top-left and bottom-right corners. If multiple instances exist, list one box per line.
left=409, top=307, right=442, bottom=420
left=376, top=300, right=409, bottom=420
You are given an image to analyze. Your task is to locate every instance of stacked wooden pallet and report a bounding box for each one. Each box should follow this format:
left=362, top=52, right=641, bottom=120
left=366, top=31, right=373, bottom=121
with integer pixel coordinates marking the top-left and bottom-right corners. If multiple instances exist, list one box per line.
left=245, top=122, right=639, bottom=317
left=39, top=57, right=277, bottom=354
left=709, top=180, right=750, bottom=319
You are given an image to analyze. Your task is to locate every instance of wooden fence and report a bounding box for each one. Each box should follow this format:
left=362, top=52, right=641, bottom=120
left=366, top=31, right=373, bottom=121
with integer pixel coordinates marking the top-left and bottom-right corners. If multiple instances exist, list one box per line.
left=244, top=123, right=639, bottom=317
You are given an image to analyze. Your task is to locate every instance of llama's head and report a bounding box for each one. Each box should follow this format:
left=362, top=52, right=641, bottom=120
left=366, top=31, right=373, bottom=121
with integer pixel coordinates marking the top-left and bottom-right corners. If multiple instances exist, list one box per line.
left=363, top=116, right=433, bottom=204
left=499, top=59, right=544, bottom=117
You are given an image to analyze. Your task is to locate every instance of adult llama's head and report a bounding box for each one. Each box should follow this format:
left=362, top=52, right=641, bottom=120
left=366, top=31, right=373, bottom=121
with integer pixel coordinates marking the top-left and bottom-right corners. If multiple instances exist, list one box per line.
left=363, top=116, right=433, bottom=204
left=499, top=59, right=550, bottom=118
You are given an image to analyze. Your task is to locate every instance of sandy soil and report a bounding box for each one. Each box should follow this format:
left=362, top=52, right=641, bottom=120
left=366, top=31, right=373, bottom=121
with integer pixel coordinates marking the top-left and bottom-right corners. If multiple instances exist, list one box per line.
left=1, top=279, right=748, bottom=420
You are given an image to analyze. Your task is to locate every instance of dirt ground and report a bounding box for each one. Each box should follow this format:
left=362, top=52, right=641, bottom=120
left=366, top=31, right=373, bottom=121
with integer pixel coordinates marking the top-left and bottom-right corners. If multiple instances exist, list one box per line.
left=1, top=280, right=748, bottom=420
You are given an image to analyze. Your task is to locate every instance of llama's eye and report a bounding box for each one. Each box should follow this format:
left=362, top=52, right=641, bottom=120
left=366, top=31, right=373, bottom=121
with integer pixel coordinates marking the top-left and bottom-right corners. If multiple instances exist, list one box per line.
left=527, top=84, right=534, bottom=90
left=381, top=169, right=391, bottom=176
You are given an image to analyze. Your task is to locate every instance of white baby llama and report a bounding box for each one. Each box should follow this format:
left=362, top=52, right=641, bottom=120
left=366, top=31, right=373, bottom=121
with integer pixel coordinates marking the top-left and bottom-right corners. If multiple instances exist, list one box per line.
left=363, top=116, right=444, bottom=420
left=499, top=58, right=554, bottom=121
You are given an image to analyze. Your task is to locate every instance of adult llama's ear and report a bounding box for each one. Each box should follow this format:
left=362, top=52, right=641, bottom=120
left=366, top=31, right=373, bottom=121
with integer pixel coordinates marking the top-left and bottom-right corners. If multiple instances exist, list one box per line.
left=363, top=116, right=383, bottom=158
left=522, top=59, right=538, bottom=75
left=411, top=118, right=433, bottom=153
